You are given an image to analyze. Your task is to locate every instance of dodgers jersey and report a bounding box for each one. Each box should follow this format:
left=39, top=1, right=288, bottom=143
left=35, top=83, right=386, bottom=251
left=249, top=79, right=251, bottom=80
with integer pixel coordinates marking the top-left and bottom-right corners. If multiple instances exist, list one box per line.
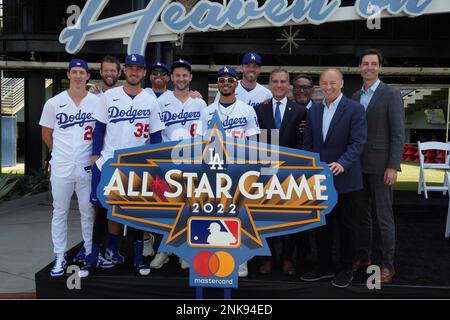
left=214, top=81, right=272, bottom=108
left=39, top=91, right=100, bottom=178
left=93, top=86, right=165, bottom=170
left=197, top=100, right=260, bottom=138
left=158, top=91, right=206, bottom=142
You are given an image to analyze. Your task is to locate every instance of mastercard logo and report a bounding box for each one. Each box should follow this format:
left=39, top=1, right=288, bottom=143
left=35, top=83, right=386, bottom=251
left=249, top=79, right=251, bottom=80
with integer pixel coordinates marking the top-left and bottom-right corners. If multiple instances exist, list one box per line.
left=193, top=251, right=235, bottom=278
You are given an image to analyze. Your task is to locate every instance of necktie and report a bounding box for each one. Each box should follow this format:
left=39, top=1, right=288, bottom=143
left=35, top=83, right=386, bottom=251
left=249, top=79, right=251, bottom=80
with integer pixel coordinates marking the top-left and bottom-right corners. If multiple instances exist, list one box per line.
left=274, top=101, right=282, bottom=129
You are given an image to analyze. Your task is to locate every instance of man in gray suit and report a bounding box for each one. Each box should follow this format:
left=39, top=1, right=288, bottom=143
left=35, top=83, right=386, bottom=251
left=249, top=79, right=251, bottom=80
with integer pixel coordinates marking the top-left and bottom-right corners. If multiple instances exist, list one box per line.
left=352, top=49, right=405, bottom=284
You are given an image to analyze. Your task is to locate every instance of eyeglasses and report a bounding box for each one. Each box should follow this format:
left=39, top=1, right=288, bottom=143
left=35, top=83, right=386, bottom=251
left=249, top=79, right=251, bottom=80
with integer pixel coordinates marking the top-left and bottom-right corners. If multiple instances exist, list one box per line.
left=150, top=70, right=168, bottom=77
left=293, top=85, right=313, bottom=91
left=218, top=77, right=236, bottom=84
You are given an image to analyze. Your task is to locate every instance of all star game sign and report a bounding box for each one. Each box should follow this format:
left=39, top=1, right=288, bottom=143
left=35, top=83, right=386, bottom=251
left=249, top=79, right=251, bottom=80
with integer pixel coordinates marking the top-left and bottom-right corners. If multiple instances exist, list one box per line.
left=97, top=114, right=337, bottom=289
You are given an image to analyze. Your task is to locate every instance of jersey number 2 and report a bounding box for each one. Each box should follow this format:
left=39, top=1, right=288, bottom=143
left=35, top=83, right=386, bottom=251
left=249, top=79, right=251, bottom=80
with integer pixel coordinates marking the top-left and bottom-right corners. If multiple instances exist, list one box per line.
left=84, top=126, right=93, bottom=141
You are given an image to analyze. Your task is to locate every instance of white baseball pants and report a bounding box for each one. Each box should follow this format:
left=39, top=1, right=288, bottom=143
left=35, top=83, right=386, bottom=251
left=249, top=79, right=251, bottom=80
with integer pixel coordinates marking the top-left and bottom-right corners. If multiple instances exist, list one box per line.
left=50, top=167, right=94, bottom=256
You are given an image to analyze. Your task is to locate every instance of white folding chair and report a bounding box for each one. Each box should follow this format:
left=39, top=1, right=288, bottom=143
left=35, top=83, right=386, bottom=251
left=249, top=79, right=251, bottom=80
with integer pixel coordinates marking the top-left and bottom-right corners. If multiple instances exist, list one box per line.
left=417, top=141, right=450, bottom=199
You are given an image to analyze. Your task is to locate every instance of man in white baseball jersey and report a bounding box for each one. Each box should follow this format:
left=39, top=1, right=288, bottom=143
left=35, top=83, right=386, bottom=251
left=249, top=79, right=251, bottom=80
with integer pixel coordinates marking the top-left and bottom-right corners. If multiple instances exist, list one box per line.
left=72, top=55, right=123, bottom=265
left=40, top=59, right=98, bottom=277
left=149, top=59, right=206, bottom=270
left=80, top=54, right=165, bottom=278
left=214, top=53, right=272, bottom=108
left=198, top=66, right=260, bottom=139
left=198, top=66, right=260, bottom=277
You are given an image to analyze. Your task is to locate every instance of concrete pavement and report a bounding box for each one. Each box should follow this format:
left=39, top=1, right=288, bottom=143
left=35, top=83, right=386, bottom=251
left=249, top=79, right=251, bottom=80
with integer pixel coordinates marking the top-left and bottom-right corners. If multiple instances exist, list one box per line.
left=0, top=192, right=84, bottom=294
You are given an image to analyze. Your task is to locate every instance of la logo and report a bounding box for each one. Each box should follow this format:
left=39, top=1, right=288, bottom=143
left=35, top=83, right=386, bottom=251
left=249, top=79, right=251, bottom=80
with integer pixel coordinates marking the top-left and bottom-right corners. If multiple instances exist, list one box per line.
left=224, top=67, right=229, bottom=73
left=251, top=54, right=256, bottom=60
left=132, top=55, right=137, bottom=61
left=208, top=148, right=224, bottom=170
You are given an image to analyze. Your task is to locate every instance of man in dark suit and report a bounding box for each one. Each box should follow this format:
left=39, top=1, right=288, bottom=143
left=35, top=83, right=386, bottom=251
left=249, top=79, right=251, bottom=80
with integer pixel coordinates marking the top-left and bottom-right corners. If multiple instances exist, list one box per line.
left=255, top=68, right=307, bottom=275
left=352, top=49, right=405, bottom=284
left=300, top=69, right=366, bottom=288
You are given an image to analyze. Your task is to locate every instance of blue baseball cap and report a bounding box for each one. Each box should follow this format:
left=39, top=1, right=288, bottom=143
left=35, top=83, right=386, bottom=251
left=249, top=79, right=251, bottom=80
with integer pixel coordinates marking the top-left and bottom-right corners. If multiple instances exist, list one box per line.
left=68, top=59, right=89, bottom=72
left=242, top=52, right=262, bottom=65
left=124, top=54, right=146, bottom=68
left=217, top=66, right=238, bottom=79
left=150, top=62, right=169, bottom=73
left=171, top=59, right=192, bottom=72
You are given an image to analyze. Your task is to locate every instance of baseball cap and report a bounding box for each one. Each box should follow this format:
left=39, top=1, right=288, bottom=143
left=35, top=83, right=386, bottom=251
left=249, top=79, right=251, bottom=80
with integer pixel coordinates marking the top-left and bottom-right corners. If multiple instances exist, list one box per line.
left=217, top=66, right=238, bottom=79
left=242, top=52, right=262, bottom=65
left=68, top=59, right=89, bottom=72
left=124, top=54, right=147, bottom=68
left=171, top=59, right=192, bottom=72
left=150, top=62, right=169, bottom=73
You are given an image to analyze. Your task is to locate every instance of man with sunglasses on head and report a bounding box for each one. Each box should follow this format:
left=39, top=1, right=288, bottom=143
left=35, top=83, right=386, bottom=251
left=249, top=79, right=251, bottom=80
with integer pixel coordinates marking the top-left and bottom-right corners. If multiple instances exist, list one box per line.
left=149, top=59, right=207, bottom=270
left=197, top=66, right=260, bottom=278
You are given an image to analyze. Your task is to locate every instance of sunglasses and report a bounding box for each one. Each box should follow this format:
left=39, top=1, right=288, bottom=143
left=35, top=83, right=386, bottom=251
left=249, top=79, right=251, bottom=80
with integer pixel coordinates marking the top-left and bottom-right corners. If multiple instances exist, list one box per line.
left=218, top=77, right=237, bottom=84
left=150, top=70, right=168, bottom=77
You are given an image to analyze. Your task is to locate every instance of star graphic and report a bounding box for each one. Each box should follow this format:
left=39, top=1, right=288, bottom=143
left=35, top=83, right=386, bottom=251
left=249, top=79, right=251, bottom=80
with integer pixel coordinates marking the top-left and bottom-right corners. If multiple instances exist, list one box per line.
left=276, top=26, right=305, bottom=55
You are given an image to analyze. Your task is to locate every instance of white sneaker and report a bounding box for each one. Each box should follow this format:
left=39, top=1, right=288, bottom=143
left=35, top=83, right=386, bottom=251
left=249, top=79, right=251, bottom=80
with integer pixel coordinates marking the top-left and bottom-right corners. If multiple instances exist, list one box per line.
left=149, top=252, right=170, bottom=269
left=238, top=262, right=248, bottom=277
left=143, top=233, right=155, bottom=257
left=50, top=254, right=67, bottom=277
left=180, top=259, right=189, bottom=270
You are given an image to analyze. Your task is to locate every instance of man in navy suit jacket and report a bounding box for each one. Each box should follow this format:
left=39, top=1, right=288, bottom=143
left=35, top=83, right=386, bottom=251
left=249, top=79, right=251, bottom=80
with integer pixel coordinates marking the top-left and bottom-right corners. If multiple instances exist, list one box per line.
left=301, top=69, right=367, bottom=288
left=255, top=68, right=307, bottom=276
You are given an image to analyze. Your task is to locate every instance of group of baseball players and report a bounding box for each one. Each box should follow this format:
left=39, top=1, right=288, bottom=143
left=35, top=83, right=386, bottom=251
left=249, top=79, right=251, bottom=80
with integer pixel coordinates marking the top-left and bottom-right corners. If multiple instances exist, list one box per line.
left=40, top=52, right=265, bottom=278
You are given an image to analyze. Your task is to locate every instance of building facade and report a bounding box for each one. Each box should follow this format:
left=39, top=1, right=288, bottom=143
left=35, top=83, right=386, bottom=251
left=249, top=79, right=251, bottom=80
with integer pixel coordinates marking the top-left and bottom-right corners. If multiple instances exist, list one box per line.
left=1, top=0, right=450, bottom=172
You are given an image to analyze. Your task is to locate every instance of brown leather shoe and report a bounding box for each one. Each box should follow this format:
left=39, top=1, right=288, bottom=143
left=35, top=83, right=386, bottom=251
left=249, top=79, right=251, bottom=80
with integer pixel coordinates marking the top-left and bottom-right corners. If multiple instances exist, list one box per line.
left=380, top=268, right=395, bottom=284
left=282, top=260, right=296, bottom=276
left=259, top=261, right=273, bottom=275
left=352, top=260, right=372, bottom=272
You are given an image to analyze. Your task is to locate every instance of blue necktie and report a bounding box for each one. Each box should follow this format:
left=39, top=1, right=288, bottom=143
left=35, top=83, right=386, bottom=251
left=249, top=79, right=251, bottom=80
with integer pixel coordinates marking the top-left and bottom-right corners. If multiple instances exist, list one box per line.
left=274, top=101, right=282, bottom=129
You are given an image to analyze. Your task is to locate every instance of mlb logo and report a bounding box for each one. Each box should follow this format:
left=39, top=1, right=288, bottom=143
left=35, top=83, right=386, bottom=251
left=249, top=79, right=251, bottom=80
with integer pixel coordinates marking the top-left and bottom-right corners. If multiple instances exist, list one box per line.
left=188, top=217, right=241, bottom=248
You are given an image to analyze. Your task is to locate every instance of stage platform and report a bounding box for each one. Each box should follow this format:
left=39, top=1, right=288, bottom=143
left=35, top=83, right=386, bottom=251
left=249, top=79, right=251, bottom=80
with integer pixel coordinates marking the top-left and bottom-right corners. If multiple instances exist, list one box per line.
left=35, top=191, right=450, bottom=299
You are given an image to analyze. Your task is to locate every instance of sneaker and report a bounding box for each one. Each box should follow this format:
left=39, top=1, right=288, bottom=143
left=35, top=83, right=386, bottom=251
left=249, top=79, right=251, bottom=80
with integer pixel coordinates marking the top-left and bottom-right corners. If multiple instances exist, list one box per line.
left=300, top=268, right=335, bottom=282
left=143, top=233, right=155, bottom=257
left=72, top=247, right=86, bottom=264
left=238, top=262, right=248, bottom=278
left=50, top=254, right=67, bottom=277
left=78, top=264, right=95, bottom=278
left=331, top=269, right=354, bottom=288
left=105, top=247, right=125, bottom=264
left=180, top=259, right=189, bottom=270
left=150, top=252, right=170, bottom=269
left=134, top=264, right=151, bottom=277
left=97, top=254, right=115, bottom=269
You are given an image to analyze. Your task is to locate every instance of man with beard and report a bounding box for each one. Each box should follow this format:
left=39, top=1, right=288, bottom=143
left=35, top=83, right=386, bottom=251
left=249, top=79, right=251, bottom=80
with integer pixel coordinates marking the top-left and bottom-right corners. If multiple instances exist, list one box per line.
left=89, top=56, right=121, bottom=96
left=197, top=66, right=260, bottom=278
left=78, top=55, right=125, bottom=267
left=215, top=53, right=272, bottom=107
left=79, top=54, right=165, bottom=278
left=149, top=59, right=207, bottom=270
